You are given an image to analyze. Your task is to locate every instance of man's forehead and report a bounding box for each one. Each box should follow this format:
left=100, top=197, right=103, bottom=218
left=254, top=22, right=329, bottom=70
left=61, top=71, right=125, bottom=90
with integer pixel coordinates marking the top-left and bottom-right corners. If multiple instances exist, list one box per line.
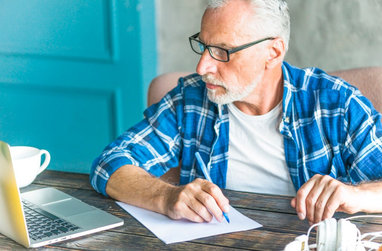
left=199, top=3, right=257, bottom=46
left=199, top=20, right=257, bottom=47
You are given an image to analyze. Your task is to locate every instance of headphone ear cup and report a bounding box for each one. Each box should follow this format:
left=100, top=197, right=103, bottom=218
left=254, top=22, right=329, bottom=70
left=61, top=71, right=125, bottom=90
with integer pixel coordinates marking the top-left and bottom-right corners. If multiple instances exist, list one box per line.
left=336, top=219, right=358, bottom=250
left=317, top=218, right=337, bottom=251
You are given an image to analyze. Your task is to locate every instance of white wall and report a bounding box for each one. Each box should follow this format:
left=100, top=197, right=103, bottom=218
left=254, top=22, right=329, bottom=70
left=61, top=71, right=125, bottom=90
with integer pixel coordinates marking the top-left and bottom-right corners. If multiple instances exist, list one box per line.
left=156, top=0, right=382, bottom=75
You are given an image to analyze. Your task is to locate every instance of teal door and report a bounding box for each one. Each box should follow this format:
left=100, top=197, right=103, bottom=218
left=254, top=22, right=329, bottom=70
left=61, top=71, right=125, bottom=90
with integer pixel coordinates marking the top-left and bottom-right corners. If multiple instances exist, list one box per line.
left=0, top=0, right=156, bottom=173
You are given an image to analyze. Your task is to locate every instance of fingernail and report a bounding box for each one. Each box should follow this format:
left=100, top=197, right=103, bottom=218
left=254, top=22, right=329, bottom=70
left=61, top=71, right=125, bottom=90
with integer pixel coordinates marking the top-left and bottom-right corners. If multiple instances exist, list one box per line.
left=298, top=213, right=305, bottom=220
left=223, top=205, right=230, bottom=213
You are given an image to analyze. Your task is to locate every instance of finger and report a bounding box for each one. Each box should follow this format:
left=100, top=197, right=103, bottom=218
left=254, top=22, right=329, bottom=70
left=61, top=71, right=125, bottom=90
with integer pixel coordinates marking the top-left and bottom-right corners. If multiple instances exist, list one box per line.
left=195, top=189, right=224, bottom=222
left=305, top=179, right=326, bottom=224
left=196, top=180, right=229, bottom=222
left=166, top=182, right=211, bottom=223
left=312, top=176, right=341, bottom=223
left=188, top=195, right=214, bottom=222
left=295, top=179, right=316, bottom=220
left=181, top=180, right=215, bottom=222
left=204, top=183, right=230, bottom=213
left=291, top=197, right=296, bottom=208
left=321, top=183, right=344, bottom=220
left=183, top=208, right=206, bottom=223
left=292, top=197, right=306, bottom=221
left=168, top=200, right=205, bottom=223
left=313, top=187, right=333, bottom=224
left=321, top=193, right=340, bottom=221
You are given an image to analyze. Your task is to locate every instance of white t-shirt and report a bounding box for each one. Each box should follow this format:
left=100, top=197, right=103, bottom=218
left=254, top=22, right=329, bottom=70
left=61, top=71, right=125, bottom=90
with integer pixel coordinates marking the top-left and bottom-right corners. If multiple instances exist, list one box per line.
left=226, top=102, right=296, bottom=196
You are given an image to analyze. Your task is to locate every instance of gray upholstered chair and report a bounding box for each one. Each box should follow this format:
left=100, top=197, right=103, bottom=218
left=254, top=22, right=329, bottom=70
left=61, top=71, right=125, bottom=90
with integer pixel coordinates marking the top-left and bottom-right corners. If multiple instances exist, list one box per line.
left=147, top=72, right=192, bottom=107
left=330, top=67, right=382, bottom=113
left=148, top=67, right=382, bottom=181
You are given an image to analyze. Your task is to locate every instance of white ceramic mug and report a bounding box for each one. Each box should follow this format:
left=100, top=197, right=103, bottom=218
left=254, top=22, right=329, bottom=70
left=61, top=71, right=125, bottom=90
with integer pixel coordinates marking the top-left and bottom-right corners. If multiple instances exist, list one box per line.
left=10, top=146, right=51, bottom=188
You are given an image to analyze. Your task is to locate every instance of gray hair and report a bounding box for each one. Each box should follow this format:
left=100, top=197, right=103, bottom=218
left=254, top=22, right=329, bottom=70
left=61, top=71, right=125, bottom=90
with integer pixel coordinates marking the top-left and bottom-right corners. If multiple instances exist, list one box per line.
left=206, top=0, right=290, bottom=52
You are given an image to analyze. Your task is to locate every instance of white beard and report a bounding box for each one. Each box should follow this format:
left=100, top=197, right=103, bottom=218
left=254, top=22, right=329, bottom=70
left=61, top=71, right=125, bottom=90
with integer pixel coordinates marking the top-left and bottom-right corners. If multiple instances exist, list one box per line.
left=202, top=73, right=263, bottom=105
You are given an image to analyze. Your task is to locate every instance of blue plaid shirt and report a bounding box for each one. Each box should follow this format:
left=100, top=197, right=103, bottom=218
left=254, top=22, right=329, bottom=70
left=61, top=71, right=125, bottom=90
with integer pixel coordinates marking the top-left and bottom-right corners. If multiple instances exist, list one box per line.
left=90, top=62, right=382, bottom=196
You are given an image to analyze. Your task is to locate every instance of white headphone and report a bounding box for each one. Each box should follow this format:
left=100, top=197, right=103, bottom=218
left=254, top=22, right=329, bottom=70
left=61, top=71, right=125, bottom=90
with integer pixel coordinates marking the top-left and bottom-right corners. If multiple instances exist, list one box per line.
left=284, top=216, right=382, bottom=251
left=316, top=218, right=359, bottom=251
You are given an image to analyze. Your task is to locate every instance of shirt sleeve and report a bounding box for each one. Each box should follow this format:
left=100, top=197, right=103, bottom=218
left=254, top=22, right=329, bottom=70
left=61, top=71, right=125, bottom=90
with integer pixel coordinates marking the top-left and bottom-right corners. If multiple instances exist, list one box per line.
left=89, top=79, right=185, bottom=196
left=342, top=88, right=382, bottom=182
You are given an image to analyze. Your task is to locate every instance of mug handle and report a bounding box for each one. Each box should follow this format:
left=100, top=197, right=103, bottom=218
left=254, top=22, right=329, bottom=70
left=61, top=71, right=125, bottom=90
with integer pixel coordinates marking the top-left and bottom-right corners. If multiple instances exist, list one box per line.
left=37, top=150, right=51, bottom=175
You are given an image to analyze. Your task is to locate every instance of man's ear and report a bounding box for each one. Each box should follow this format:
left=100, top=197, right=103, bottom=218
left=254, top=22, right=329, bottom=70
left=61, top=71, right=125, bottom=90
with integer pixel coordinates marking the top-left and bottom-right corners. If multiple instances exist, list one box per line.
left=266, top=38, right=285, bottom=69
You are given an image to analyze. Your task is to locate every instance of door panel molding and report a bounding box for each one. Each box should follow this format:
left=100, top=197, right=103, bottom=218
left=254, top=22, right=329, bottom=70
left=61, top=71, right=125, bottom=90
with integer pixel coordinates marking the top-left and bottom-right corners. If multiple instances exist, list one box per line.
left=0, top=0, right=117, bottom=62
left=0, top=0, right=156, bottom=173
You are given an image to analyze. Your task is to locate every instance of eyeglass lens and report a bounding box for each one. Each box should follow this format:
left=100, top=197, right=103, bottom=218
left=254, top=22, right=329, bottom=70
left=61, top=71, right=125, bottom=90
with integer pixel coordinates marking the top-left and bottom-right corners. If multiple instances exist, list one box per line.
left=191, top=39, right=228, bottom=61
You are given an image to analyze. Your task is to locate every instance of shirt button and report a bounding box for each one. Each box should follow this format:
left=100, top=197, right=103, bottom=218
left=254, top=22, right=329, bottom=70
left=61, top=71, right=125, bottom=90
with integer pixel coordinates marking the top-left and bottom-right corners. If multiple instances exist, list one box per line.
left=285, top=117, right=290, bottom=123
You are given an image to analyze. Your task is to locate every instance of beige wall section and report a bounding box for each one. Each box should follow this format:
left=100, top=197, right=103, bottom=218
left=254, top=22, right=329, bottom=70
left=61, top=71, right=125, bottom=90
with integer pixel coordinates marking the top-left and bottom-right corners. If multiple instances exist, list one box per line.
left=156, top=0, right=382, bottom=75
left=287, top=1, right=382, bottom=71
left=155, top=0, right=204, bottom=74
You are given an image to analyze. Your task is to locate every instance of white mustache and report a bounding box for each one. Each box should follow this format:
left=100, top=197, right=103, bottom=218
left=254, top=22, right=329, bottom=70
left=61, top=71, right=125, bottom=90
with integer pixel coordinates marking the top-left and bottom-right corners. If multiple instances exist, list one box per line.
left=202, top=75, right=226, bottom=88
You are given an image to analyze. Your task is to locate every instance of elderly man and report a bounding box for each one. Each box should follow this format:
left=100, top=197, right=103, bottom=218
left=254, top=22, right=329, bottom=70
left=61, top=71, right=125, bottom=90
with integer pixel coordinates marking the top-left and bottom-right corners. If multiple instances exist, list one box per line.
left=90, top=0, right=382, bottom=226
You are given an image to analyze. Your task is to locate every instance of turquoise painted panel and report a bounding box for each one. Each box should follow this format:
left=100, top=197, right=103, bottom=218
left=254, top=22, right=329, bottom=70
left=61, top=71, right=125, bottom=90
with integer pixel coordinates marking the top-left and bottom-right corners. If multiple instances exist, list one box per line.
left=0, top=84, right=115, bottom=173
left=0, top=0, right=157, bottom=173
left=0, top=0, right=114, bottom=60
left=138, top=0, right=159, bottom=102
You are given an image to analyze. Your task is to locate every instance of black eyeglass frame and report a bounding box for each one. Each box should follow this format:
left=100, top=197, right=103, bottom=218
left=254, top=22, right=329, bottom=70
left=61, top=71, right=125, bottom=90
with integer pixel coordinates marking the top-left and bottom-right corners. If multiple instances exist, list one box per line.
left=189, top=32, right=275, bottom=62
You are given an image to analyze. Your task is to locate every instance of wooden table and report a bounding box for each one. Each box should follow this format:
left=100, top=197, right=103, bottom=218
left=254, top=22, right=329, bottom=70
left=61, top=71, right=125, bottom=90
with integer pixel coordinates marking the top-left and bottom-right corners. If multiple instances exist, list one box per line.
left=2, top=170, right=382, bottom=250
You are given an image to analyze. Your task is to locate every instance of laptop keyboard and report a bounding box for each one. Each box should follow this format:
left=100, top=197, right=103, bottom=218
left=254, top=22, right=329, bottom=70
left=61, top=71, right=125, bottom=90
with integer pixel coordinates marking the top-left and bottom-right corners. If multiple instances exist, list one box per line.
left=22, top=200, right=81, bottom=241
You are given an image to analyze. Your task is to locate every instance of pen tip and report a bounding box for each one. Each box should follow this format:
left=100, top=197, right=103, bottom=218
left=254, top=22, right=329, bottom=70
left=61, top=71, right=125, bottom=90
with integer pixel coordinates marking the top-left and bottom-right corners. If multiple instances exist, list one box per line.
left=223, top=213, right=230, bottom=223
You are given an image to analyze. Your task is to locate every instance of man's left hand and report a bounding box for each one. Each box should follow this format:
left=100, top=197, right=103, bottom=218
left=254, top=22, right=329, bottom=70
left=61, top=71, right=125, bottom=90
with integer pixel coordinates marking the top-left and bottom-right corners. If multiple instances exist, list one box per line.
left=291, top=174, right=361, bottom=225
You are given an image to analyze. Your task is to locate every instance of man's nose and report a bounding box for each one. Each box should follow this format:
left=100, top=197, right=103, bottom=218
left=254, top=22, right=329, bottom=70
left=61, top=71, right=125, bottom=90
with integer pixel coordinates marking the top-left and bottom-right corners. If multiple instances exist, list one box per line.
left=196, top=50, right=218, bottom=76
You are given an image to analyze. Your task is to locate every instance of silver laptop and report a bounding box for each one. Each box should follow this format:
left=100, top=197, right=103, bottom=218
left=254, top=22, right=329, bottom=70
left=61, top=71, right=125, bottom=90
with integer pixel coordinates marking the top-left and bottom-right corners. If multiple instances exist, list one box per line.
left=0, top=140, right=124, bottom=248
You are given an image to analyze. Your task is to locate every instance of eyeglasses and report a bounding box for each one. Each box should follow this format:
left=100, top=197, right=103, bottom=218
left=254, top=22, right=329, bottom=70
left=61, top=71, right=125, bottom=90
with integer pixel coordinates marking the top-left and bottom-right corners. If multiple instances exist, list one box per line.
left=189, top=32, right=275, bottom=62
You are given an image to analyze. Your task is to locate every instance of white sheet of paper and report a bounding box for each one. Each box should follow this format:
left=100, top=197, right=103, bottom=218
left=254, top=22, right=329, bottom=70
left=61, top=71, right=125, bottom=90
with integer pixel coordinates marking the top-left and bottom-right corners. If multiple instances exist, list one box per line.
left=116, top=201, right=262, bottom=244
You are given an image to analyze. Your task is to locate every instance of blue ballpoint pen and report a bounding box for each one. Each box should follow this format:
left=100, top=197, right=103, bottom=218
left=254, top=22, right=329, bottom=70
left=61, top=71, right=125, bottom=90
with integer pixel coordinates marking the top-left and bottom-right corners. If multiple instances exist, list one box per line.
left=195, top=152, right=230, bottom=223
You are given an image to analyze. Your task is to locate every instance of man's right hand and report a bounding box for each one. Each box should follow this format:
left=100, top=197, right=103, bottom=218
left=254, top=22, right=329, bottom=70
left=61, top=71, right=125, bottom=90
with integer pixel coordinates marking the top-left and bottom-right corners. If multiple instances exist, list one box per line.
left=164, top=178, right=230, bottom=223
left=106, top=165, right=230, bottom=223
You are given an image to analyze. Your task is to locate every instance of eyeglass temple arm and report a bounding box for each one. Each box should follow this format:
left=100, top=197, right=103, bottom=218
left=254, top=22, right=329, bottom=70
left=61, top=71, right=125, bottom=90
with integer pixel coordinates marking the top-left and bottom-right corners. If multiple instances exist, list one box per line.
left=229, top=37, right=275, bottom=54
